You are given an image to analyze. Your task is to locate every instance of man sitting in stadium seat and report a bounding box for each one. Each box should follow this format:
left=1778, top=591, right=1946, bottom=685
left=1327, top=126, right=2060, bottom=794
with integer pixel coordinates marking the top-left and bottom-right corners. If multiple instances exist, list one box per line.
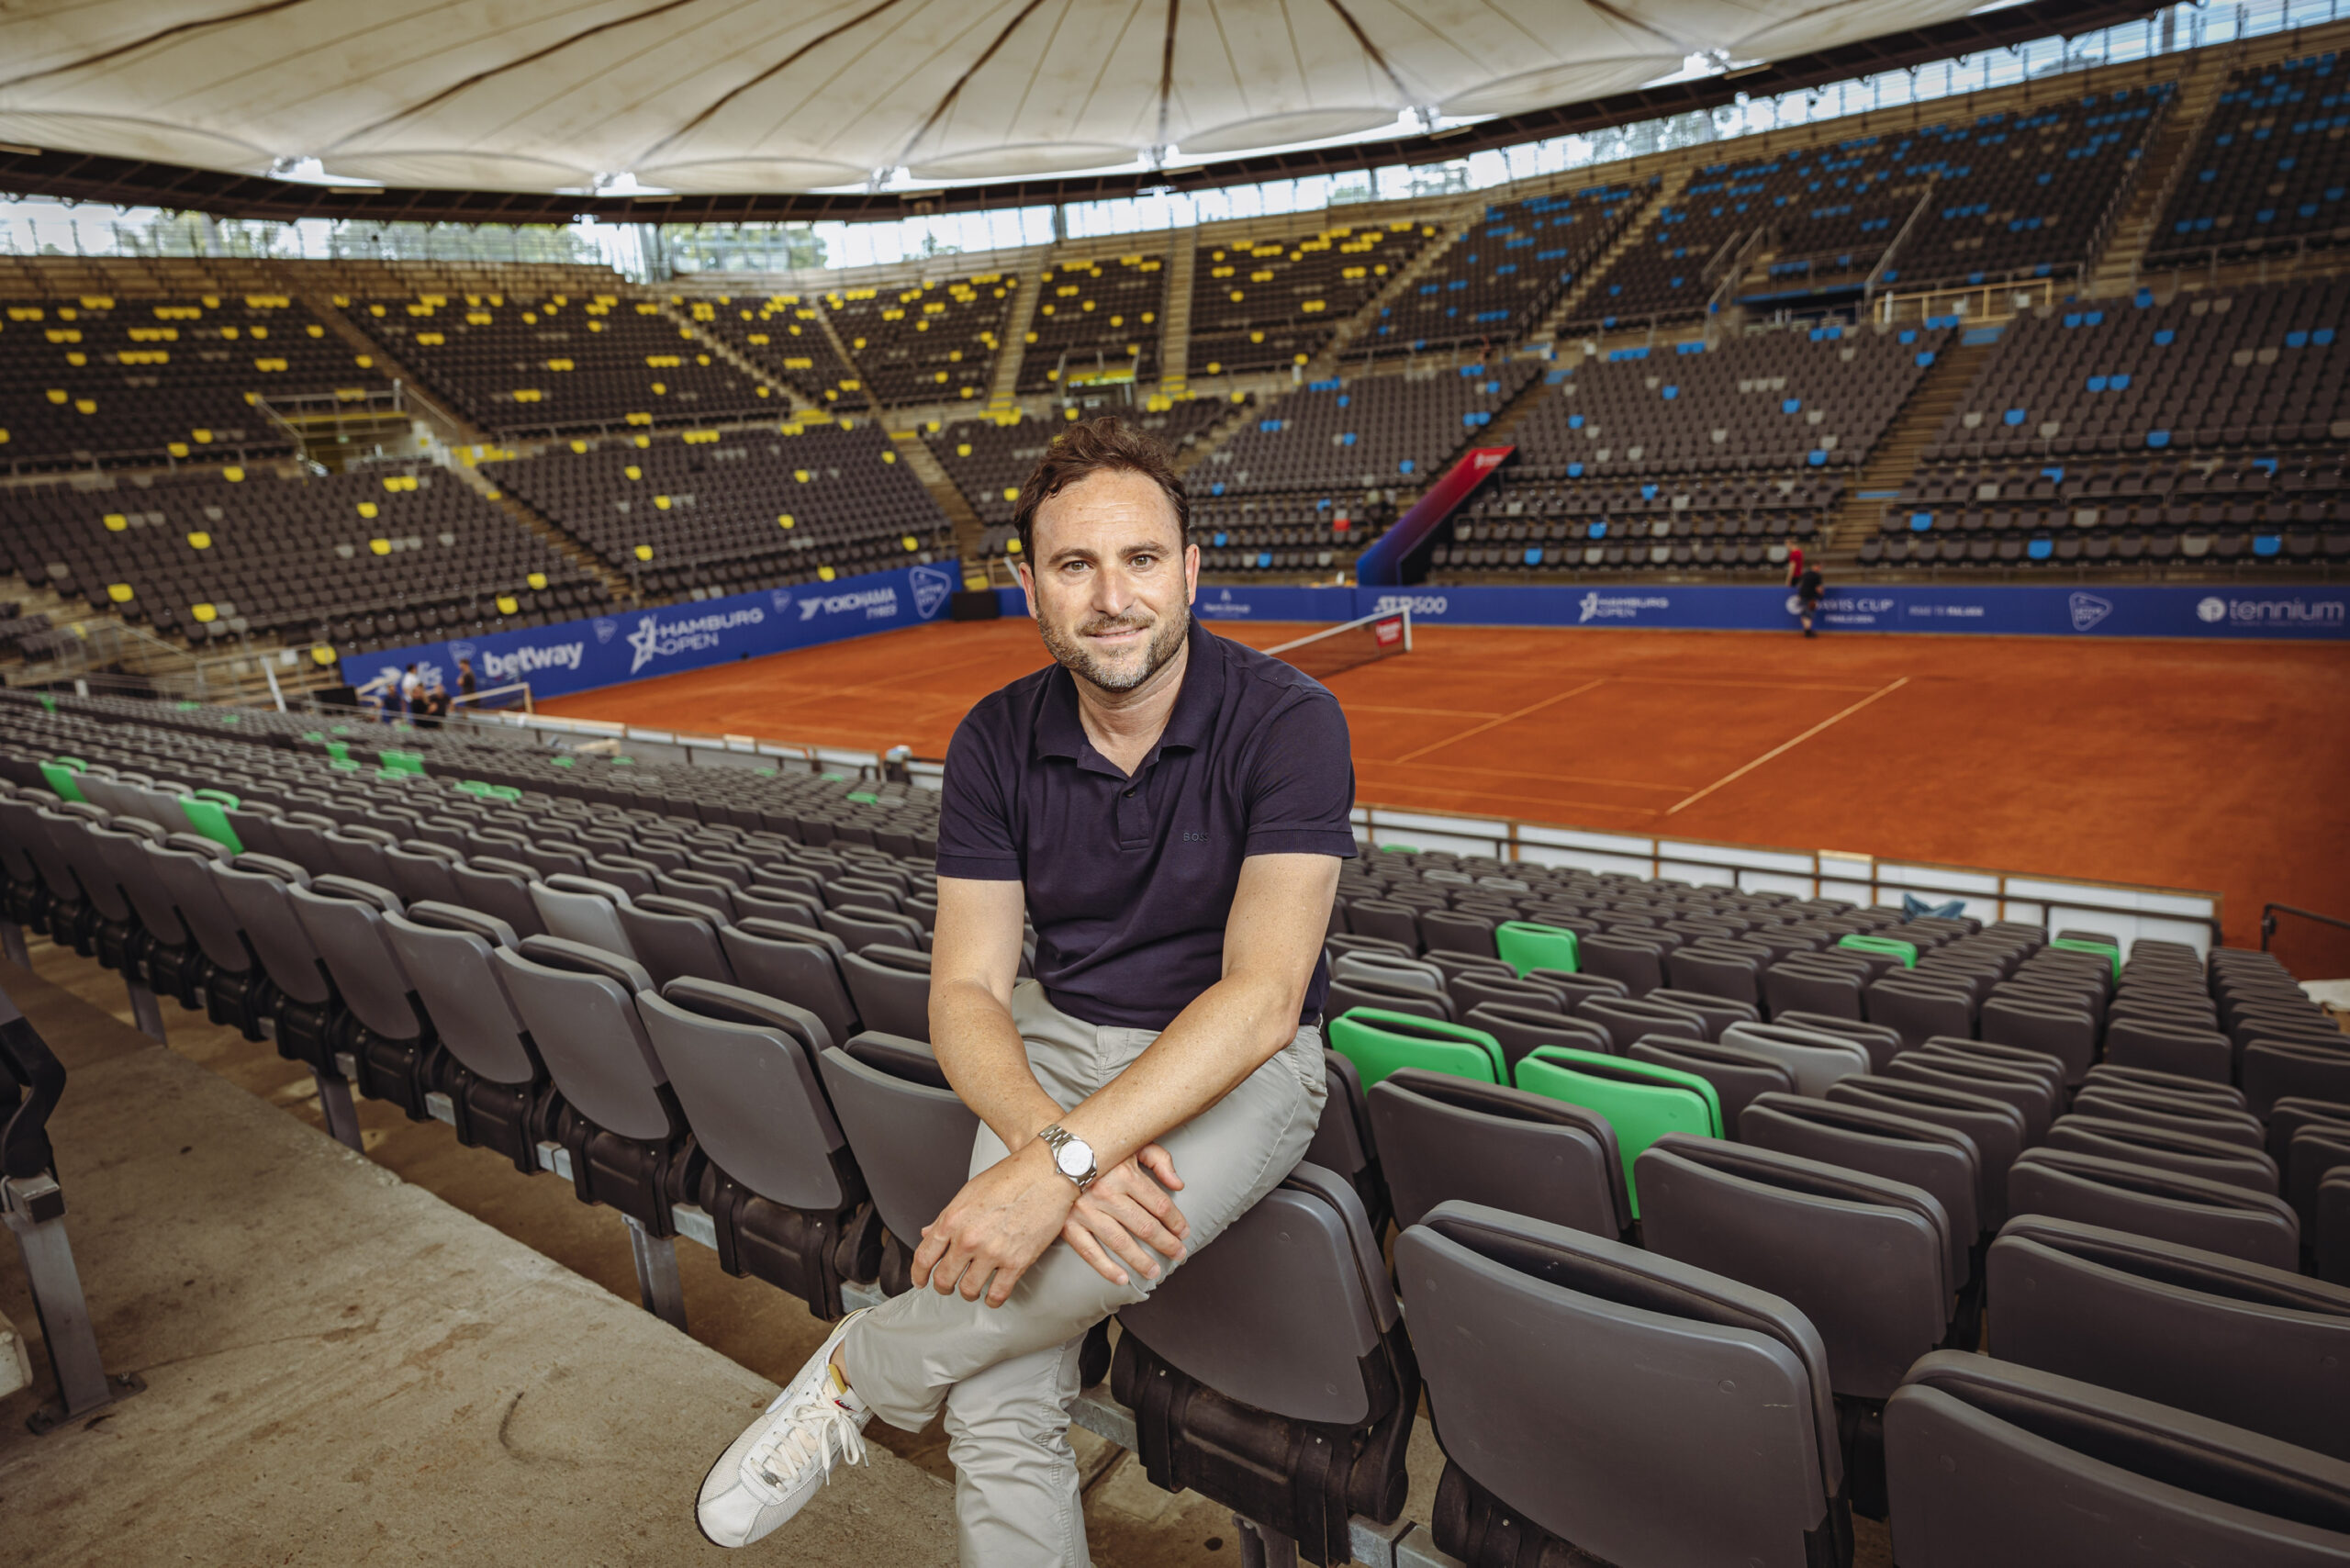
left=697, top=417, right=1356, bottom=1564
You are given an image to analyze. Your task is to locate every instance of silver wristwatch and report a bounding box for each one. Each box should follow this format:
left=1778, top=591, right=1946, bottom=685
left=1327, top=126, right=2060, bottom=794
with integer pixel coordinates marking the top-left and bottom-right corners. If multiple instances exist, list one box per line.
left=1036, top=1124, right=1099, bottom=1193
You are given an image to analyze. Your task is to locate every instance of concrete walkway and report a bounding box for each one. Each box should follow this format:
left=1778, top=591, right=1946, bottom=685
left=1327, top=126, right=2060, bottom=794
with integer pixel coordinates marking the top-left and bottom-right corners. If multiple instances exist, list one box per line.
left=0, top=958, right=957, bottom=1567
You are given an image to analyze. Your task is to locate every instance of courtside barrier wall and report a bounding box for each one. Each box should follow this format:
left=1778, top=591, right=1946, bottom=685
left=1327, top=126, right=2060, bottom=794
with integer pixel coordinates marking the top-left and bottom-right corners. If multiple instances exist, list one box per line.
left=1073, top=581, right=2348, bottom=640
left=346, top=560, right=964, bottom=701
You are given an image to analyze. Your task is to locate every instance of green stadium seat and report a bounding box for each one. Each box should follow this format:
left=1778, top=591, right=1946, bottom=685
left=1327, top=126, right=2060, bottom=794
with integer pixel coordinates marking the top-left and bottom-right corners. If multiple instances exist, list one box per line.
left=1840, top=933, right=1919, bottom=967
left=1328, top=1007, right=1505, bottom=1089
left=1495, top=920, right=1579, bottom=977
left=1514, top=1046, right=1722, bottom=1216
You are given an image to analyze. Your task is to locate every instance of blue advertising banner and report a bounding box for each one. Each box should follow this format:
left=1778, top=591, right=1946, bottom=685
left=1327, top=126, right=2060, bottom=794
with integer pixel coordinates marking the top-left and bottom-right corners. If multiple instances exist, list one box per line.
left=344, top=560, right=964, bottom=700
left=1352, top=583, right=2348, bottom=640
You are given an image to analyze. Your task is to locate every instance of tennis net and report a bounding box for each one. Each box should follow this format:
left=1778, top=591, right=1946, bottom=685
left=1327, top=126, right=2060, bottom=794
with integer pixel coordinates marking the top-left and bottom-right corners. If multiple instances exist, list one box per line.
left=1265, top=607, right=1412, bottom=681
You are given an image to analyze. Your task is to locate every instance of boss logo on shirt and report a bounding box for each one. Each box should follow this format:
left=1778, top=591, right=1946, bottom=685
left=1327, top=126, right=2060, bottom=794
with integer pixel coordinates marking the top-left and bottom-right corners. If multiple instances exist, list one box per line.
left=1182, top=832, right=1210, bottom=843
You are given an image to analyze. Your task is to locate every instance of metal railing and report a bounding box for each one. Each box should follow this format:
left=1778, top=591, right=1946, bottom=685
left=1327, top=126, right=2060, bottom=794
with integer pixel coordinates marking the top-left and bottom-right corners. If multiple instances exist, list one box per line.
left=2262, top=902, right=2350, bottom=951
left=1873, top=274, right=2062, bottom=327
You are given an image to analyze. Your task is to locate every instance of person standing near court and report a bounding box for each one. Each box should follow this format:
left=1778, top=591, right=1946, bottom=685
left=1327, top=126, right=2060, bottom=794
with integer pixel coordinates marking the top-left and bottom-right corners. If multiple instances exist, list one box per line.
left=1794, top=558, right=1826, bottom=637
left=695, top=417, right=1354, bottom=1565
left=397, top=663, right=422, bottom=719
left=457, top=656, right=477, bottom=704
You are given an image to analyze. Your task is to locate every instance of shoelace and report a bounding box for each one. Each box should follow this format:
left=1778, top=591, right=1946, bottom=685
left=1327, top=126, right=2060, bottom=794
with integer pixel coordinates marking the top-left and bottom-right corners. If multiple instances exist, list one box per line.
left=744, top=1390, right=867, bottom=1499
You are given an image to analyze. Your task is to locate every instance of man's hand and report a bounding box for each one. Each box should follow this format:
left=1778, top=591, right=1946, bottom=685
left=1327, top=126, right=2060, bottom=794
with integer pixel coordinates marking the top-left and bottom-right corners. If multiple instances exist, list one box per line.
left=912, top=1141, right=1191, bottom=1306
left=1062, top=1144, right=1188, bottom=1290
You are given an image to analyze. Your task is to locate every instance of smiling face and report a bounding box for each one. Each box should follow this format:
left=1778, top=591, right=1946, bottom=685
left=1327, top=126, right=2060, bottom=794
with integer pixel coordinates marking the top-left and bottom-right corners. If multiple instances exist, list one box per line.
left=1019, top=466, right=1198, bottom=695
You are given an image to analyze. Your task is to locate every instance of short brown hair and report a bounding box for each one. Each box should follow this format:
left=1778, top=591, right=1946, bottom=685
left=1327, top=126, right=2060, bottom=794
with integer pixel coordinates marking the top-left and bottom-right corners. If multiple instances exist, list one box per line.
left=1011, top=415, right=1188, bottom=562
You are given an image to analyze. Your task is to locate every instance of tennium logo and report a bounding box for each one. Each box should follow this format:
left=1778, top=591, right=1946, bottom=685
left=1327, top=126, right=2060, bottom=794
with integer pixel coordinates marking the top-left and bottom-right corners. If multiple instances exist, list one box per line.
left=2213, top=595, right=2345, bottom=625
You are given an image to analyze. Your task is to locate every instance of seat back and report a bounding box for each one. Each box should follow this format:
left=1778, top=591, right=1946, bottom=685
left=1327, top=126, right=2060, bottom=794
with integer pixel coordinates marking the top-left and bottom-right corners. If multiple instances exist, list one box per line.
left=208, top=857, right=333, bottom=1003
left=2104, top=1016, right=2234, bottom=1083
left=1398, top=1202, right=1841, bottom=1568
left=383, top=903, right=537, bottom=1084
left=722, top=920, right=861, bottom=1047
left=1494, top=921, right=1579, bottom=977
left=2042, top=1115, right=2279, bottom=1194
left=614, top=895, right=734, bottom=987
left=1980, top=994, right=2098, bottom=1082
left=817, top=904, right=925, bottom=954
left=1988, top=1214, right=2350, bottom=1459
left=1574, top=993, right=1703, bottom=1053
left=638, top=978, right=849, bottom=1212
left=1578, top=931, right=1666, bottom=996
left=817, top=1033, right=976, bottom=1245
left=1883, top=1053, right=2058, bottom=1144
left=1328, top=1008, right=1502, bottom=1088
left=143, top=837, right=250, bottom=972
left=1331, top=950, right=1444, bottom=993
left=491, top=936, right=674, bottom=1142
left=2244, top=1040, right=2350, bottom=1121
left=1460, top=1001, right=1609, bottom=1068
left=1742, top=1092, right=1980, bottom=1281
left=1639, top=1134, right=1951, bottom=1400
left=1515, top=1046, right=1721, bottom=1217
left=528, top=874, right=636, bottom=960
left=1885, top=1351, right=2350, bottom=1567
left=450, top=856, right=546, bottom=937
left=1828, top=1075, right=2027, bottom=1228
left=839, top=944, right=932, bottom=1041
left=1722, top=1021, right=1873, bottom=1097
left=2007, top=1148, right=2300, bottom=1271
left=1625, top=1035, right=1796, bottom=1137
left=1368, top=1068, right=1626, bottom=1237
left=2070, top=1085, right=2266, bottom=1150
left=287, top=876, right=428, bottom=1041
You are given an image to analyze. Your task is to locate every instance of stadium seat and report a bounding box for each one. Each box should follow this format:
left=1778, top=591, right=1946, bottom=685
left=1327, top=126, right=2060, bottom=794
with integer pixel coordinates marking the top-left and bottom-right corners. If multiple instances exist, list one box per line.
left=1627, top=1035, right=1796, bottom=1136
left=1830, top=1075, right=2026, bottom=1229
left=1367, top=1067, right=1626, bottom=1237
left=1721, top=1021, right=1873, bottom=1097
left=1328, top=1008, right=1503, bottom=1088
left=1110, top=1164, right=1416, bottom=1566
left=1885, top=1352, right=2350, bottom=1566
left=838, top=944, right=932, bottom=1041
left=2006, top=1148, right=2300, bottom=1271
left=1514, top=1046, right=1720, bottom=1215
left=1986, top=1215, right=2350, bottom=1458
left=1397, top=1202, right=1850, bottom=1568
left=816, top=1033, right=979, bottom=1297
left=288, top=874, right=438, bottom=1121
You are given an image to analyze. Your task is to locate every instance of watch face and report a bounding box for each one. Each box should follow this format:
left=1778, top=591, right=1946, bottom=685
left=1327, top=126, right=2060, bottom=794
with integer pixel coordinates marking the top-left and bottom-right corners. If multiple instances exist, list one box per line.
left=1055, top=1138, right=1093, bottom=1178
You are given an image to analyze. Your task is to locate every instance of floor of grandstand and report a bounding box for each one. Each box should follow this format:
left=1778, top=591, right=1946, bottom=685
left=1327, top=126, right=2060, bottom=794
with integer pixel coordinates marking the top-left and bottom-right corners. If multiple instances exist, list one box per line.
left=542, top=620, right=2350, bottom=952
left=0, top=951, right=960, bottom=1566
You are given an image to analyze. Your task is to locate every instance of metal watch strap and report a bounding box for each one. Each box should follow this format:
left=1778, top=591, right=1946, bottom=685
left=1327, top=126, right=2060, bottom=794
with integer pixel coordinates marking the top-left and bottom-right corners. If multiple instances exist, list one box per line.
left=1038, top=1124, right=1098, bottom=1192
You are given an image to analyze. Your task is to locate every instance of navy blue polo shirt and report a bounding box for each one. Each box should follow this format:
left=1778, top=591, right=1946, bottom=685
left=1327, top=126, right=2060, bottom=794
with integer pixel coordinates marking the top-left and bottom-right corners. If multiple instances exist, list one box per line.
left=936, top=616, right=1357, bottom=1030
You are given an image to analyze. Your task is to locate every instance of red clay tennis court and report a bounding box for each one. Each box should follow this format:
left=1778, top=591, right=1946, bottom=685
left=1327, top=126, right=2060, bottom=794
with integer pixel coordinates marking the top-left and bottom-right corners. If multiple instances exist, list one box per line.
left=543, top=618, right=2350, bottom=954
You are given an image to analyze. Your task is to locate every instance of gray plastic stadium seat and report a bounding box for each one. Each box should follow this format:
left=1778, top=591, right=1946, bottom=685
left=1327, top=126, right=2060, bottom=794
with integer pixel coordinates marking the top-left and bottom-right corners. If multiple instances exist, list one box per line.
left=1884, top=1052, right=2057, bottom=1144
left=1579, top=931, right=1665, bottom=995
left=720, top=918, right=860, bottom=1048
left=490, top=935, right=691, bottom=1238
left=93, top=821, right=200, bottom=1008
left=1449, top=970, right=1566, bottom=1017
left=839, top=944, right=931, bottom=1041
left=1304, top=1048, right=1389, bottom=1234
left=1980, top=994, right=2098, bottom=1082
left=1109, top=1164, right=1416, bottom=1566
left=1774, top=1010, right=1902, bottom=1073
left=1331, top=950, right=1444, bottom=994
left=1987, top=1215, right=2350, bottom=1459
left=1342, top=899, right=1421, bottom=948
left=615, top=893, right=734, bottom=986
left=637, top=978, right=874, bottom=1312
left=381, top=842, right=464, bottom=908
left=2104, top=1016, right=2233, bottom=1083
left=322, top=828, right=397, bottom=888
left=2042, top=1114, right=2280, bottom=1193
left=449, top=855, right=547, bottom=937
left=2072, top=1084, right=2266, bottom=1150
left=1885, top=1352, right=2350, bottom=1567
left=1418, top=907, right=1496, bottom=957
left=1722, top=1021, right=1873, bottom=1097
left=1461, top=1001, right=1607, bottom=1068
left=1525, top=968, right=1631, bottom=1009
left=1327, top=974, right=1450, bottom=1023
left=2244, top=1039, right=2350, bottom=1120
left=1367, top=1068, right=1626, bottom=1238
left=1398, top=1202, right=1848, bottom=1568
left=381, top=902, right=546, bottom=1170
left=1648, top=986, right=1760, bottom=1040
left=818, top=903, right=926, bottom=954
left=2006, top=1148, right=2300, bottom=1271
left=1830, top=1075, right=2027, bottom=1229
left=288, top=874, right=437, bottom=1119
left=529, top=873, right=638, bottom=960
left=1639, top=1135, right=1951, bottom=1403
left=143, top=835, right=272, bottom=1037
left=817, top=1032, right=978, bottom=1294
left=1741, top=1093, right=1981, bottom=1287
left=1764, top=959, right=1865, bottom=1020
left=1575, top=993, right=1703, bottom=1053
left=1628, top=1035, right=1796, bottom=1137
left=657, top=868, right=742, bottom=920
left=1865, top=976, right=1975, bottom=1052
left=583, top=855, right=659, bottom=899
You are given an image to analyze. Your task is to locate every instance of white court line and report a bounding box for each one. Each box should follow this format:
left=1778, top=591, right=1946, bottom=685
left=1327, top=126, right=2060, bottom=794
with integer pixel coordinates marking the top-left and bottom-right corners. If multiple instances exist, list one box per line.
left=1663, top=677, right=1911, bottom=817
left=1388, top=678, right=1610, bottom=766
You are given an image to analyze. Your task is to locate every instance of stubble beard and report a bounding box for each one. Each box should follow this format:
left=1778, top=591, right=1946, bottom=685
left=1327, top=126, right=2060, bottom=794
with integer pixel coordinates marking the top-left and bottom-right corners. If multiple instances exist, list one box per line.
left=1038, top=599, right=1190, bottom=693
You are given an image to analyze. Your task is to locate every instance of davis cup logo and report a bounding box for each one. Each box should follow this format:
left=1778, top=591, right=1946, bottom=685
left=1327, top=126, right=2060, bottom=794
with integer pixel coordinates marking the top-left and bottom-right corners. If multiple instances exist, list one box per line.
left=2197, top=597, right=2227, bottom=623
left=910, top=565, right=954, bottom=619
left=2066, top=592, right=2112, bottom=633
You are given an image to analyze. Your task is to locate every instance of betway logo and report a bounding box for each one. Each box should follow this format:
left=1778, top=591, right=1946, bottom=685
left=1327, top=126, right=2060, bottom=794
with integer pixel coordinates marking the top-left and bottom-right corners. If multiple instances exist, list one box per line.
left=627, top=607, right=764, bottom=673
left=798, top=587, right=901, bottom=622
left=480, top=642, right=586, bottom=681
left=1577, top=591, right=1669, bottom=622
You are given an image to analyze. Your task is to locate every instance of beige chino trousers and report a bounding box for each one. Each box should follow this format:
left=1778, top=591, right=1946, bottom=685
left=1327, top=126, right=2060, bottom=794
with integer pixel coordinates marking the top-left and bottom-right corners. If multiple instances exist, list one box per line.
left=837, top=978, right=1326, bottom=1567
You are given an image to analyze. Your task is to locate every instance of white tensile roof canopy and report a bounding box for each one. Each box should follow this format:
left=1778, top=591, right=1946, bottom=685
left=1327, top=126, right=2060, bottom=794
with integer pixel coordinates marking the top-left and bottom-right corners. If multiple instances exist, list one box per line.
left=0, top=0, right=1985, bottom=196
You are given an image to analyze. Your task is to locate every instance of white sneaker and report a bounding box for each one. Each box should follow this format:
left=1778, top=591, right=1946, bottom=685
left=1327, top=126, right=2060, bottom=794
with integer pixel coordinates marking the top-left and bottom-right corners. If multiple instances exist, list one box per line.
left=696, top=1308, right=874, bottom=1549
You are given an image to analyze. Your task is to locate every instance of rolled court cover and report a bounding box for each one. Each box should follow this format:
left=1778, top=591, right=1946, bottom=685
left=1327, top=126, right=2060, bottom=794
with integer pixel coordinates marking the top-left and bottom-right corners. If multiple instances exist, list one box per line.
left=1265, top=609, right=1412, bottom=682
